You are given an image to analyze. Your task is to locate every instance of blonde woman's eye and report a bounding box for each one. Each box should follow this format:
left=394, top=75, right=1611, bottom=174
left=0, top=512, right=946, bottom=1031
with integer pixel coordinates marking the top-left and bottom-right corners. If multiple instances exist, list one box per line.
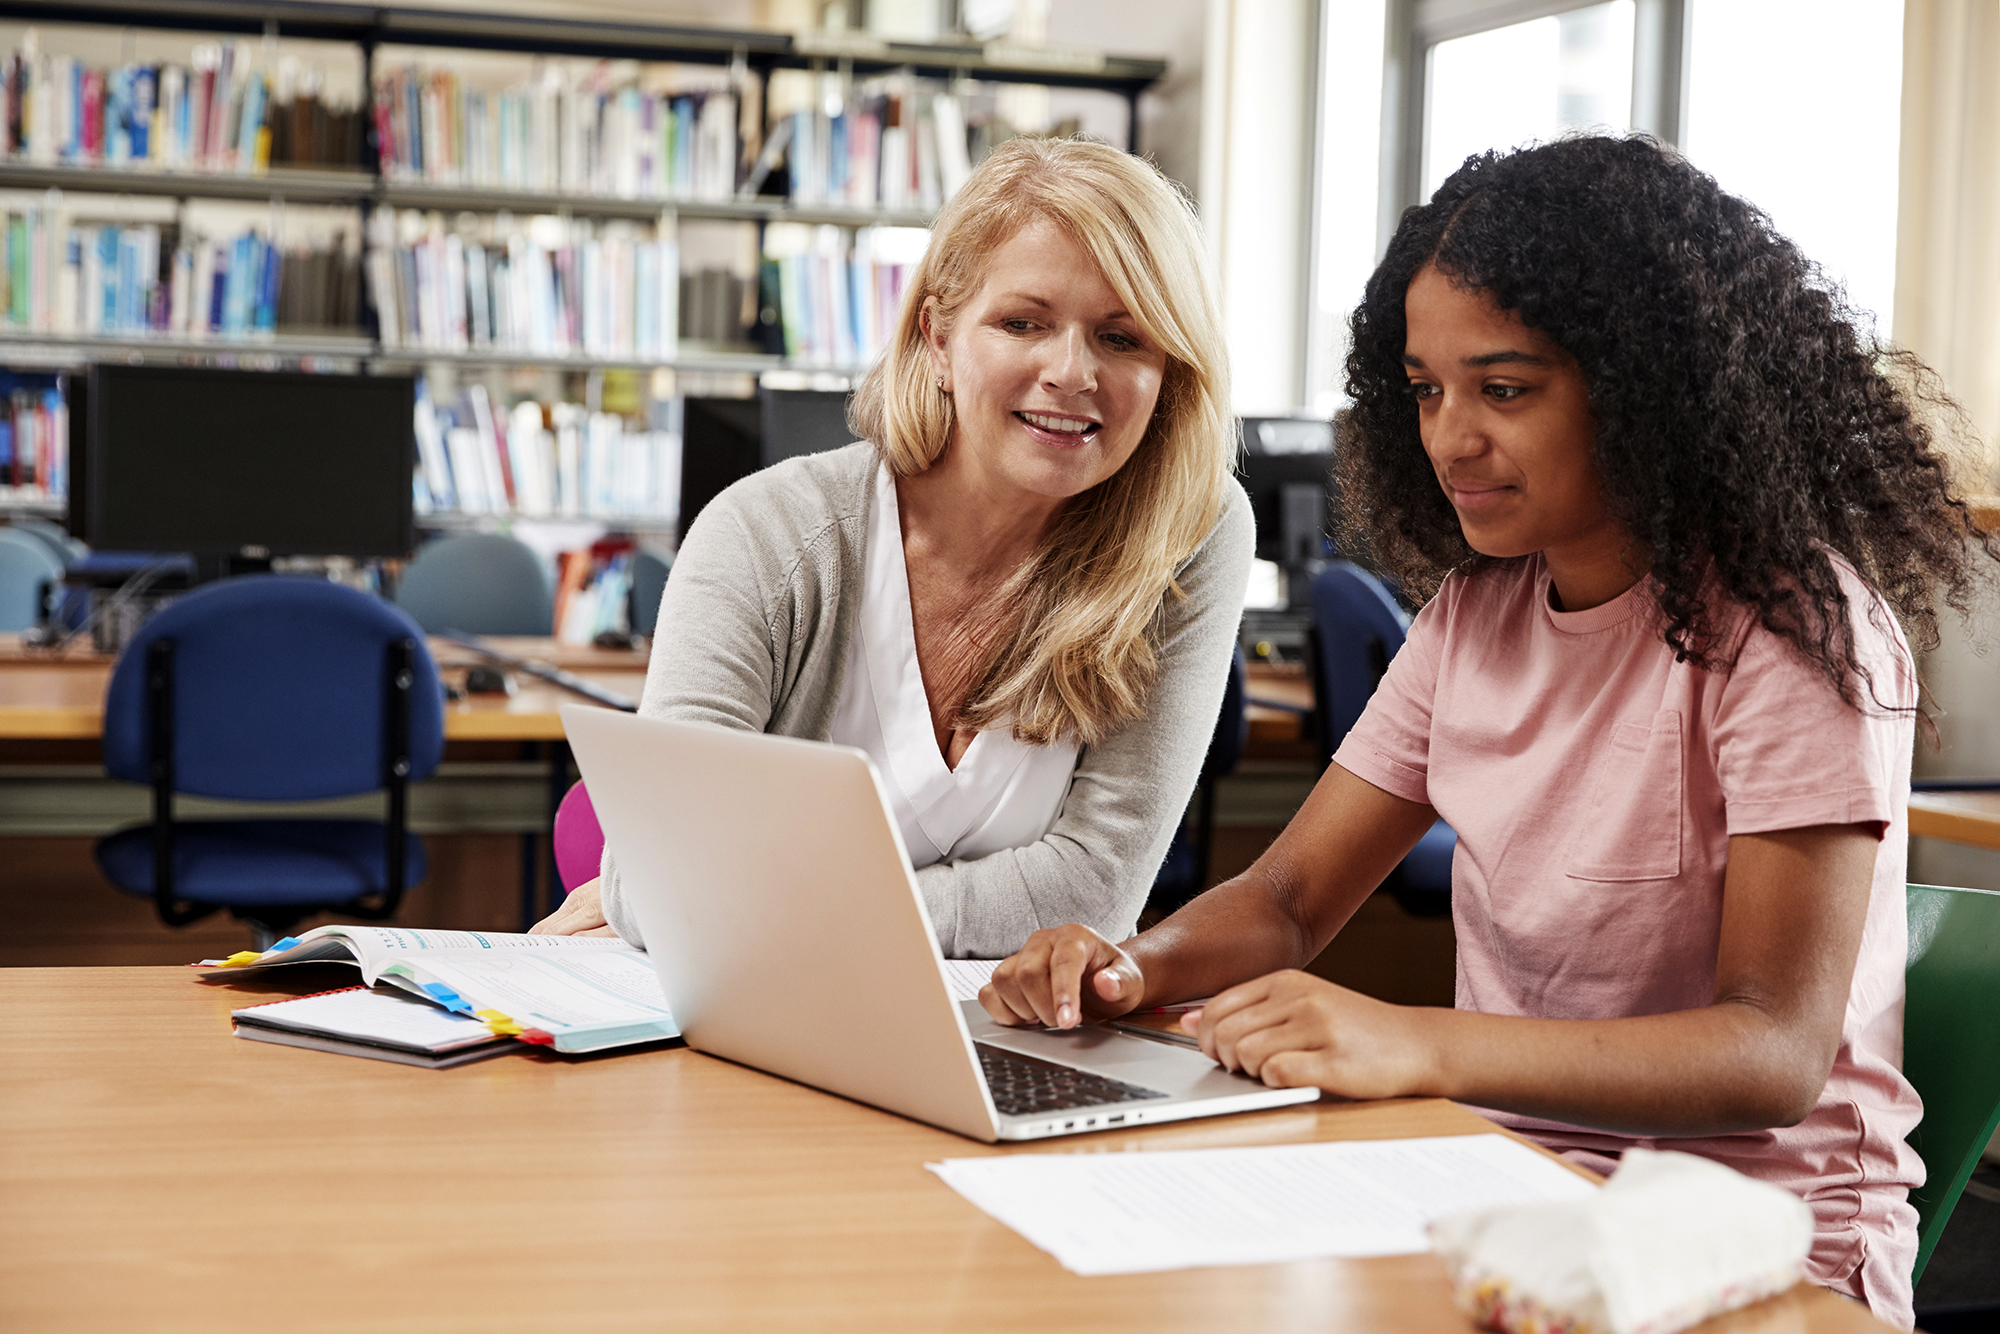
left=1002, top=318, right=1036, bottom=333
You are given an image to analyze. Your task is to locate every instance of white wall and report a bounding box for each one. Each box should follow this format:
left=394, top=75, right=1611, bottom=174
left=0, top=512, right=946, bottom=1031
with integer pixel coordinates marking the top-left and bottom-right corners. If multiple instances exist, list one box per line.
left=1201, top=0, right=1318, bottom=416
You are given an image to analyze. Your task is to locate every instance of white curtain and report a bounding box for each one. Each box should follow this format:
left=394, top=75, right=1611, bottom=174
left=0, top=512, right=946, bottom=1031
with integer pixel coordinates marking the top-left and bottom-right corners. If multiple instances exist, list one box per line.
left=1894, top=0, right=2000, bottom=483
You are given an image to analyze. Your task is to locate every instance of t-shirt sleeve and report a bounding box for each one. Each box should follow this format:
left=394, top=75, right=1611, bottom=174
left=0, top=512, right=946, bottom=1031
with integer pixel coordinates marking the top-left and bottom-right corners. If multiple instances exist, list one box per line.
left=1330, top=578, right=1451, bottom=806
left=1713, top=577, right=1916, bottom=839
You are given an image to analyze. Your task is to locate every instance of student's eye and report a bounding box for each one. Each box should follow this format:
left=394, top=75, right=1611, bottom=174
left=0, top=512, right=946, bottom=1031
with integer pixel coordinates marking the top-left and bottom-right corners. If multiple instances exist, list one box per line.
left=1486, top=384, right=1525, bottom=402
left=1407, top=382, right=1439, bottom=402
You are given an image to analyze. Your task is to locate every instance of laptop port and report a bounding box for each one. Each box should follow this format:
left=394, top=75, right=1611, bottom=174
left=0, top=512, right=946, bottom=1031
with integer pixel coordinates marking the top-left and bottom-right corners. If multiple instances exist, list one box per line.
left=1107, top=1114, right=1125, bottom=1123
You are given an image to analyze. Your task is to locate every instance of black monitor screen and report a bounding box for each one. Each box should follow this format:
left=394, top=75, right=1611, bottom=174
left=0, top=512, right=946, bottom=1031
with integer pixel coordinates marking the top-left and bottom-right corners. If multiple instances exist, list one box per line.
left=77, top=365, right=415, bottom=559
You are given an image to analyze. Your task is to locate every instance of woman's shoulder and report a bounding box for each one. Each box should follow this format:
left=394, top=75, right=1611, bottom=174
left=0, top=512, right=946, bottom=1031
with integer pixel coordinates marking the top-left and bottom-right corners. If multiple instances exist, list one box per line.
left=702, top=441, right=878, bottom=531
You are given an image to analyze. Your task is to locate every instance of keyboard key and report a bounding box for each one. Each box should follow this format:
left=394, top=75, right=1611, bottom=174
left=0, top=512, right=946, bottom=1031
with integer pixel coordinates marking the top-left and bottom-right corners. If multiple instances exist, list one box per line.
left=976, top=1043, right=1168, bottom=1118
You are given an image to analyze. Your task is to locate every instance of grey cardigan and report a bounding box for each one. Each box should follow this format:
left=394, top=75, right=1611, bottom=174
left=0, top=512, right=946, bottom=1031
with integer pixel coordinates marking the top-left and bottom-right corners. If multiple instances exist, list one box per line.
left=601, top=441, right=1255, bottom=958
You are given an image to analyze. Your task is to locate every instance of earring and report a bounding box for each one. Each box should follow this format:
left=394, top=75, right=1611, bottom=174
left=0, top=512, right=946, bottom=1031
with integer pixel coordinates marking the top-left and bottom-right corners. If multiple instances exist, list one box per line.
left=935, top=375, right=947, bottom=392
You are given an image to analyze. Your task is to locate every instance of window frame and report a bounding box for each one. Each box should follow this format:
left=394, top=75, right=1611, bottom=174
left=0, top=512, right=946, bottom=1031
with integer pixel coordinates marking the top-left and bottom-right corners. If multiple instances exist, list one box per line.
left=1374, top=0, right=1689, bottom=254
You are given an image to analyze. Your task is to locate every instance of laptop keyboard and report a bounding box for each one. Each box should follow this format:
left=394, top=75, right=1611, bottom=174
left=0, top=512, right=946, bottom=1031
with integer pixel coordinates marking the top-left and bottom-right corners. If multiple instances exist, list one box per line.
left=975, top=1043, right=1169, bottom=1118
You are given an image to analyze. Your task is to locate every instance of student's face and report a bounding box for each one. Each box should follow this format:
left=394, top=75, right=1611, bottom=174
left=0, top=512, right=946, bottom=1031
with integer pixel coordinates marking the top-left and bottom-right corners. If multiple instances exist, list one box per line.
left=1402, top=264, right=1625, bottom=572
left=924, top=217, right=1167, bottom=506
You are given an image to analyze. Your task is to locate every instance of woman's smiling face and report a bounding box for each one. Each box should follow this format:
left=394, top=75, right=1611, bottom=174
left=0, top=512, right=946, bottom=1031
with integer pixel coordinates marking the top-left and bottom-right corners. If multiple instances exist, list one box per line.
left=1402, top=263, right=1632, bottom=603
left=925, top=216, right=1168, bottom=507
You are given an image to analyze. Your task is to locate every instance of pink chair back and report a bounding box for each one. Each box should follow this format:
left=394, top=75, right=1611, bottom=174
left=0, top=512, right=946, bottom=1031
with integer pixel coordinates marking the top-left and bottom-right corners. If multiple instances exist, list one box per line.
left=552, top=780, right=606, bottom=894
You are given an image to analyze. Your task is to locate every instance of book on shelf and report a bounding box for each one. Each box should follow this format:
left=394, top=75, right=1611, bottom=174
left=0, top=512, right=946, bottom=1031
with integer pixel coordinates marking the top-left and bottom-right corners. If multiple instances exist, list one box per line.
left=1, top=31, right=362, bottom=173
left=553, top=542, right=640, bottom=645
left=200, top=924, right=681, bottom=1055
left=0, top=378, right=65, bottom=495
left=768, top=71, right=973, bottom=212
left=759, top=222, right=924, bottom=368
left=231, top=984, right=523, bottom=1068
left=0, top=194, right=358, bottom=339
left=366, top=208, right=679, bottom=360
left=372, top=62, right=741, bottom=203
left=412, top=380, right=680, bottom=523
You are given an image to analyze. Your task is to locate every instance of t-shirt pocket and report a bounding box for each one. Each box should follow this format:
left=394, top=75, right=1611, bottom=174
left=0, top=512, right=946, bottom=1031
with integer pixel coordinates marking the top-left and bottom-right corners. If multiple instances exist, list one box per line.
left=1565, top=709, right=1684, bottom=882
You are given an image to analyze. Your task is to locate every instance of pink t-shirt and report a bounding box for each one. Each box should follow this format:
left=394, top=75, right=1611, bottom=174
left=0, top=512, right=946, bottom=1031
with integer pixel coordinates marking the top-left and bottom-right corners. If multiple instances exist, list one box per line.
left=1334, top=555, right=1924, bottom=1327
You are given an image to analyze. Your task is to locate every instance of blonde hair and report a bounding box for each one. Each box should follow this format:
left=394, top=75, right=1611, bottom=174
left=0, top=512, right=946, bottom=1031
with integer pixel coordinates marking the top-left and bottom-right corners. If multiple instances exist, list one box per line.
left=849, top=137, right=1235, bottom=746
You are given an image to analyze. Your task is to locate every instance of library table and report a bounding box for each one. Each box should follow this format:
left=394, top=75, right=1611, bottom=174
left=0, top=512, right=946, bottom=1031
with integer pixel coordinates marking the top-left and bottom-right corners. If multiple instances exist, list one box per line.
left=0, top=967, right=1896, bottom=1334
left=0, top=635, right=649, bottom=743
left=1908, top=790, right=2000, bottom=854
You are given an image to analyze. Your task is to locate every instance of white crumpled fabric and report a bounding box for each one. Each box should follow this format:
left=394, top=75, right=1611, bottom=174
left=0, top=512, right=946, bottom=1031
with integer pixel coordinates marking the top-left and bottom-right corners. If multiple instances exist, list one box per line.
left=1429, top=1147, right=1814, bottom=1334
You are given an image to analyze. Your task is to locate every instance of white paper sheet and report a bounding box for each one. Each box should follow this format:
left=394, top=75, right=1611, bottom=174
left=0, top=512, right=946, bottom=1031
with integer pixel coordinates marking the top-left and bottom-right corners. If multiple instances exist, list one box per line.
left=942, top=959, right=998, bottom=1001
left=928, top=1133, right=1597, bottom=1275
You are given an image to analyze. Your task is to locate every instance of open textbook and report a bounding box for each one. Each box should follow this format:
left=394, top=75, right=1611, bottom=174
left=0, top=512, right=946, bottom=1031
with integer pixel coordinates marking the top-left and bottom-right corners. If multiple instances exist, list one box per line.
left=202, top=926, right=1007, bottom=1058
left=199, top=926, right=680, bottom=1054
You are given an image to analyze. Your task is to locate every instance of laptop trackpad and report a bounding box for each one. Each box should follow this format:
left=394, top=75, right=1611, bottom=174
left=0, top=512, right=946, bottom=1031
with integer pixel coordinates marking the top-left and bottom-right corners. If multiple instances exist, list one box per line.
left=963, top=1004, right=1258, bottom=1097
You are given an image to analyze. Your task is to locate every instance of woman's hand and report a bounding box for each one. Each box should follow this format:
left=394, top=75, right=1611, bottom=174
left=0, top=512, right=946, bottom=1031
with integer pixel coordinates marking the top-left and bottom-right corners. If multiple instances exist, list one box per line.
left=528, top=878, right=622, bottom=938
left=979, top=925, right=1146, bottom=1029
left=1184, top=970, right=1437, bottom=1099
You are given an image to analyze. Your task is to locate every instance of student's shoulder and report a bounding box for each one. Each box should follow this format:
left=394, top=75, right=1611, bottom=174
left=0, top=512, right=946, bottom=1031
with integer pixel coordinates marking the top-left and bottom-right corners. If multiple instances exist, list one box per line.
left=1422, top=558, right=1539, bottom=626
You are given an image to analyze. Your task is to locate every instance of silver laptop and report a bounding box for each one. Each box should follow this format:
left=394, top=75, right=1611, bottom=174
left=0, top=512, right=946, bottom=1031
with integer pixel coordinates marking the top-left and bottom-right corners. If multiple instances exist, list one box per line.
left=561, top=707, right=1319, bottom=1141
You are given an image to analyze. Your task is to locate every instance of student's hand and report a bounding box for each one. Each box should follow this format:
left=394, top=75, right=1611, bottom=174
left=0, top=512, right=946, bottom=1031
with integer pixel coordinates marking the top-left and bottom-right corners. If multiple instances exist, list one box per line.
left=529, top=878, right=622, bottom=938
left=980, top=925, right=1145, bottom=1029
left=1183, top=970, right=1434, bottom=1099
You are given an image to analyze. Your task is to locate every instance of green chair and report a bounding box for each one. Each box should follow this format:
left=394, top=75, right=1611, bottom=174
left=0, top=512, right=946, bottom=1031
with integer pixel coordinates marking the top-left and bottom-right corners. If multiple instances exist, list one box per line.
left=1904, top=883, right=2000, bottom=1284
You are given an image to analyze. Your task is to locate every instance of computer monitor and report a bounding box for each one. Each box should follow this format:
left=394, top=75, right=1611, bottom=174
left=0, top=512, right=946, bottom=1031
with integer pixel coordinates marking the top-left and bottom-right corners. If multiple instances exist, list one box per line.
left=1236, top=416, right=1336, bottom=569
left=71, top=365, right=416, bottom=572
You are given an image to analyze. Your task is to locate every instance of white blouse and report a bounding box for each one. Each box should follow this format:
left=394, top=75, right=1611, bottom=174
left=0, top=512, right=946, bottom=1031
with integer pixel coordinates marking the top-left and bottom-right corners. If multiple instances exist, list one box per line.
left=829, top=463, right=1082, bottom=870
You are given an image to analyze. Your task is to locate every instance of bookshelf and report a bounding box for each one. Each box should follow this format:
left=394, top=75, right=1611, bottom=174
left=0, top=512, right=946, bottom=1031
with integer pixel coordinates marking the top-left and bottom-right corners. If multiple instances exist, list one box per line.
left=0, top=0, right=1166, bottom=533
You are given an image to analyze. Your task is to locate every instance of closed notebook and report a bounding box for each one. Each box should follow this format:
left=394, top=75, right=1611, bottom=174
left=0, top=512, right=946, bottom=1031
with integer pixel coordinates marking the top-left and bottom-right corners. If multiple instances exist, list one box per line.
left=232, top=985, right=521, bottom=1069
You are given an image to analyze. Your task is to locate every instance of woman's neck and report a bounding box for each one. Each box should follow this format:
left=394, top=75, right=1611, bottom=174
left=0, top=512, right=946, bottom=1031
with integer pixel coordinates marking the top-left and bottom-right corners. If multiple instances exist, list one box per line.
left=895, top=449, right=1064, bottom=580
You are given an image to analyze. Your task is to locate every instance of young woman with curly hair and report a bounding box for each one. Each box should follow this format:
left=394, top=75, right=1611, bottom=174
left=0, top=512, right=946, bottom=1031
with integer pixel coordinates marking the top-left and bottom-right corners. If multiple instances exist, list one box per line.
left=981, top=135, right=1996, bottom=1326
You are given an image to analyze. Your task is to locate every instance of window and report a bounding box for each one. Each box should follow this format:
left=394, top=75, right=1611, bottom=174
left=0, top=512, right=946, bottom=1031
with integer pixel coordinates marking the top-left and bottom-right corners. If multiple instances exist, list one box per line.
left=1424, top=0, right=1634, bottom=196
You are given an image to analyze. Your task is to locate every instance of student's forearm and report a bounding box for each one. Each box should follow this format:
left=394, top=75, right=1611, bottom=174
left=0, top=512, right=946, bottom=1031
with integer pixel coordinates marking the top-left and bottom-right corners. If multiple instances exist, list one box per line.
left=1410, top=1000, right=1836, bottom=1137
left=1126, top=857, right=1329, bottom=1008
left=1127, top=764, right=1436, bottom=1009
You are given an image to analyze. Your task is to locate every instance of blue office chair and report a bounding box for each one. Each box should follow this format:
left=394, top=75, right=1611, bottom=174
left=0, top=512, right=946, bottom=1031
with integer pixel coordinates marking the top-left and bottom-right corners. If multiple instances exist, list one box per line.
left=1149, top=645, right=1249, bottom=916
left=0, top=526, right=63, bottom=633
left=1309, top=561, right=1458, bottom=917
left=628, top=548, right=673, bottom=638
left=396, top=531, right=555, bottom=635
left=95, top=576, right=446, bottom=945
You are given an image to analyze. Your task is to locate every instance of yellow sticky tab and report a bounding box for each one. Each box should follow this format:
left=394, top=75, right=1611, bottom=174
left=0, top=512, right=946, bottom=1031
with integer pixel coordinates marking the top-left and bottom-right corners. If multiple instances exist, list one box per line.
left=218, top=951, right=265, bottom=968
left=475, top=1009, right=524, bottom=1037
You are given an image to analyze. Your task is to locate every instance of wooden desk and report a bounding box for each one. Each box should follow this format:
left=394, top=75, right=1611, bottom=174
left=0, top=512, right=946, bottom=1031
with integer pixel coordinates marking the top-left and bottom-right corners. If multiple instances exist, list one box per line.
left=0, top=635, right=649, bottom=742
left=0, top=968, right=1894, bottom=1333
left=1909, top=790, right=2000, bottom=853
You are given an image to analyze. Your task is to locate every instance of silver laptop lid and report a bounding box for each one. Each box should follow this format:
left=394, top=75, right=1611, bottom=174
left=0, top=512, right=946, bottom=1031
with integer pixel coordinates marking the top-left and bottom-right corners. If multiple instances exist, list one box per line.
left=561, top=707, right=1002, bottom=1140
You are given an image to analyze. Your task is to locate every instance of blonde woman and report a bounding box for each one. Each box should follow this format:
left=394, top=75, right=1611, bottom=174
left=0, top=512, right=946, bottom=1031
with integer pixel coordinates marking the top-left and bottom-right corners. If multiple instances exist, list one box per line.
left=534, top=137, right=1250, bottom=958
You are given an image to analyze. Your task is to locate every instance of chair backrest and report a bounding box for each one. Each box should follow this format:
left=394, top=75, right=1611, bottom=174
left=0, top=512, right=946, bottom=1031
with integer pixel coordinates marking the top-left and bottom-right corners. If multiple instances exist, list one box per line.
left=1308, top=560, right=1412, bottom=764
left=628, top=548, right=673, bottom=638
left=1200, top=645, right=1249, bottom=786
left=553, top=780, right=605, bottom=894
left=102, top=576, right=446, bottom=801
left=1904, top=882, right=2000, bottom=1283
left=396, top=531, right=555, bottom=636
left=0, top=527, right=63, bottom=632
left=9, top=516, right=85, bottom=566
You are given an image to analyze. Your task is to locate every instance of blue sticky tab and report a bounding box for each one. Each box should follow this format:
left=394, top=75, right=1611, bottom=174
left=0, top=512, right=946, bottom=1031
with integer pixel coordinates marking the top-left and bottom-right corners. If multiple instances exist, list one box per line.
left=421, top=982, right=475, bottom=1015
left=265, top=937, right=301, bottom=954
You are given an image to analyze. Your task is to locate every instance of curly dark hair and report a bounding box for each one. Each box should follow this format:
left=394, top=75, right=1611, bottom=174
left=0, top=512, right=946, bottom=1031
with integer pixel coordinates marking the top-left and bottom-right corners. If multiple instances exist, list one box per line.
left=1336, top=134, right=1995, bottom=713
